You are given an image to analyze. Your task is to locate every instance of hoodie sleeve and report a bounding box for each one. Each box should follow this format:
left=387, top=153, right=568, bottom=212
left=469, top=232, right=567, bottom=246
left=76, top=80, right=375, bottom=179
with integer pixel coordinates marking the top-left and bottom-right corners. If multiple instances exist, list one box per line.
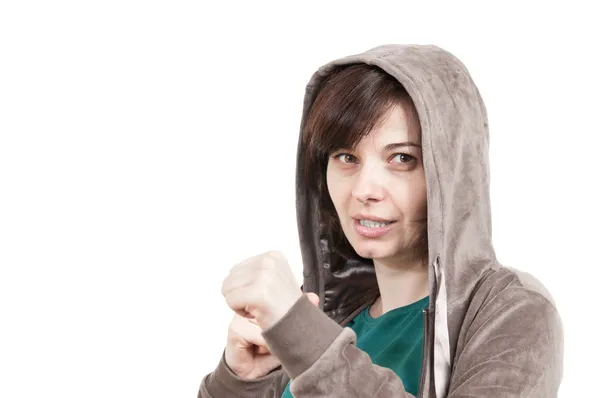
left=262, top=295, right=418, bottom=397
left=198, top=350, right=285, bottom=397
left=262, top=293, right=563, bottom=397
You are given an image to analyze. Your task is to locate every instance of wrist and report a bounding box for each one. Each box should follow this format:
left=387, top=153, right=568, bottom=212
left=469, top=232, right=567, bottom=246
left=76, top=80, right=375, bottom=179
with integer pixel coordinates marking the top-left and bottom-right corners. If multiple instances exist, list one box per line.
left=257, top=290, right=303, bottom=329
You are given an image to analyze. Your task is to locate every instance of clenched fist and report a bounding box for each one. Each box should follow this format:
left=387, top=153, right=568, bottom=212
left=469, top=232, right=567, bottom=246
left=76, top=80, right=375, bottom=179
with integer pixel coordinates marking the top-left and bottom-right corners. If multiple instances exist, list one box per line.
left=221, top=250, right=310, bottom=330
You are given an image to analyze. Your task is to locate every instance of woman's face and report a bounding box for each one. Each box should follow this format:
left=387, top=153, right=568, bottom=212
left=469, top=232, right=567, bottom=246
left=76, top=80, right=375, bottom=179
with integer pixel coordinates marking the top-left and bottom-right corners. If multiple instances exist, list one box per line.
left=326, top=103, right=427, bottom=263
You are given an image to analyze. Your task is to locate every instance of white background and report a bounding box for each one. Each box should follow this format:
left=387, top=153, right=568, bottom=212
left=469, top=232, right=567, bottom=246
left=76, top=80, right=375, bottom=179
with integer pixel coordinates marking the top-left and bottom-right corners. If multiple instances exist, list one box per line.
left=1, top=1, right=597, bottom=397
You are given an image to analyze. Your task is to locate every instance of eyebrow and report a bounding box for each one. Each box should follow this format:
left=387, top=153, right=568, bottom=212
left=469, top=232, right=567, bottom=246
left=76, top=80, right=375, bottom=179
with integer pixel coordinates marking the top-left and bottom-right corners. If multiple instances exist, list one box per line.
left=383, top=142, right=421, bottom=151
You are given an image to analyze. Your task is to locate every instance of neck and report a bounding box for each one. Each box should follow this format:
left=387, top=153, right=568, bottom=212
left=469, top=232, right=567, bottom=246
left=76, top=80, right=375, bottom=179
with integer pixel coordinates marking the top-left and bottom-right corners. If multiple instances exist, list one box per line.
left=369, top=255, right=429, bottom=318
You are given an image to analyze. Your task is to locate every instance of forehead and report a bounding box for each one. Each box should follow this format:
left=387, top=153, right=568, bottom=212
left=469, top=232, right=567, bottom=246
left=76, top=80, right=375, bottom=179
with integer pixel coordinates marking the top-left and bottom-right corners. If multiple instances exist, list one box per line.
left=355, top=104, right=421, bottom=150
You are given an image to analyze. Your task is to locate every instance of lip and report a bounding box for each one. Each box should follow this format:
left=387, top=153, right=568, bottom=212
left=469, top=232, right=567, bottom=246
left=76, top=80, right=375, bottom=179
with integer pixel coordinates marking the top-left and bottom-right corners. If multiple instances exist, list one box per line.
left=352, top=218, right=396, bottom=238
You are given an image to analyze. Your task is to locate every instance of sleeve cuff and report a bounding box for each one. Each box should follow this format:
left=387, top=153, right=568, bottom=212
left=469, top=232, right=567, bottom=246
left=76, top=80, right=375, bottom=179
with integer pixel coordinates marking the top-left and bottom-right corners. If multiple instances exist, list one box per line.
left=262, top=294, right=344, bottom=379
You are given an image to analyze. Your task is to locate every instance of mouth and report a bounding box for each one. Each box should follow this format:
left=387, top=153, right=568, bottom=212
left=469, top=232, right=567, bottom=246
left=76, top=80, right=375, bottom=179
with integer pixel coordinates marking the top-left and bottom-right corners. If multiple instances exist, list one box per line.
left=352, top=217, right=397, bottom=238
left=356, top=219, right=395, bottom=228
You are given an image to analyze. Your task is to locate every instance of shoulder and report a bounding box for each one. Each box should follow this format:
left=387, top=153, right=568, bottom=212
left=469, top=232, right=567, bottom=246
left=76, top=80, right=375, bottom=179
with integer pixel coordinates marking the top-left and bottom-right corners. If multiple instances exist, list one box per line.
left=473, top=265, right=559, bottom=312
left=461, top=265, right=563, bottom=361
left=451, top=266, right=564, bottom=395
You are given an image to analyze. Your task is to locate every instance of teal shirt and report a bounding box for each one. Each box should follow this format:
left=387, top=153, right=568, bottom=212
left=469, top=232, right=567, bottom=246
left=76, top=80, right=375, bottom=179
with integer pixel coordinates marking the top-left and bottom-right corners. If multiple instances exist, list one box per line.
left=281, top=295, right=429, bottom=397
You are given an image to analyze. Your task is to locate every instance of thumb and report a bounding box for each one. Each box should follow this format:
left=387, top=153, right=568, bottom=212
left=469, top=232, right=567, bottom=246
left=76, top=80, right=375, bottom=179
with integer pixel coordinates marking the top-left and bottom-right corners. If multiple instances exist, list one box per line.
left=305, top=292, right=320, bottom=307
left=254, top=351, right=282, bottom=375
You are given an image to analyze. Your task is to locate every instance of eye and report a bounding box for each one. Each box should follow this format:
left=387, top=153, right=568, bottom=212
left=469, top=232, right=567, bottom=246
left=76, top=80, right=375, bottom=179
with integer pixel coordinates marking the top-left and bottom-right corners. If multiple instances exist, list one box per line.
left=391, top=153, right=415, bottom=164
left=334, top=153, right=357, bottom=164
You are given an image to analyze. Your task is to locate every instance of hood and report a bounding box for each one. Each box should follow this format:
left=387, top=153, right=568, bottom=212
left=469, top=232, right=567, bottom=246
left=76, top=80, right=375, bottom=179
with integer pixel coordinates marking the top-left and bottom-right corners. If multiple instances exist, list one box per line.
left=295, top=44, right=498, bottom=392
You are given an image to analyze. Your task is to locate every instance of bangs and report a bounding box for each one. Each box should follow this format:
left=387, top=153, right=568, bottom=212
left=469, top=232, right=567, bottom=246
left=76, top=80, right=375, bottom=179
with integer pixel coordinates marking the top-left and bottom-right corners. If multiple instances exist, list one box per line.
left=306, top=65, right=400, bottom=156
left=304, top=64, right=410, bottom=158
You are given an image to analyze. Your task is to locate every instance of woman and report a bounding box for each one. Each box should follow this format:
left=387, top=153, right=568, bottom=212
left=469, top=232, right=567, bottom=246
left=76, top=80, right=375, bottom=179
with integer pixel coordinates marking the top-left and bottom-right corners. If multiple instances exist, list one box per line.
left=199, top=44, right=563, bottom=397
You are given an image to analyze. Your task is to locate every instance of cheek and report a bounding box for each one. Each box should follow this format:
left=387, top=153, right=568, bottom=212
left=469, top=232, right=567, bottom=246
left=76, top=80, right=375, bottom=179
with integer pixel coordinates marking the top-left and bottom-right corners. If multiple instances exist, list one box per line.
left=392, top=177, right=427, bottom=219
left=326, top=169, right=347, bottom=212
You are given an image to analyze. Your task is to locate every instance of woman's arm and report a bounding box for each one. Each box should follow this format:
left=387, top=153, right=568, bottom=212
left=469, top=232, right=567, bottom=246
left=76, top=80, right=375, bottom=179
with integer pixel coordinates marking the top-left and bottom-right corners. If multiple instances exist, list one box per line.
left=263, top=292, right=562, bottom=397
left=263, top=295, right=417, bottom=397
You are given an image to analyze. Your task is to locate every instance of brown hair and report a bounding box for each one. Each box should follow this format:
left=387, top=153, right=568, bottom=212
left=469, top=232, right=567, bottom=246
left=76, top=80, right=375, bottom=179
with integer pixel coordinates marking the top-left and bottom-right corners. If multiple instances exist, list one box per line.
left=301, top=63, right=427, bottom=262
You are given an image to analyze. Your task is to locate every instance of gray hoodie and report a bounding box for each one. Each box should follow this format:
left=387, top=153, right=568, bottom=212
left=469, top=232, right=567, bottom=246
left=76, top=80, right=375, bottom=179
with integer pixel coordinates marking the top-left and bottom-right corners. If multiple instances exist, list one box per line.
left=199, top=44, right=564, bottom=397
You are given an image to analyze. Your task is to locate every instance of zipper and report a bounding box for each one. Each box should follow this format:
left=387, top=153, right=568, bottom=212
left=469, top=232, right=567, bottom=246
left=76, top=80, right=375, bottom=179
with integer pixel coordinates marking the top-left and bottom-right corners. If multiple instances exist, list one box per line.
left=417, top=308, right=429, bottom=398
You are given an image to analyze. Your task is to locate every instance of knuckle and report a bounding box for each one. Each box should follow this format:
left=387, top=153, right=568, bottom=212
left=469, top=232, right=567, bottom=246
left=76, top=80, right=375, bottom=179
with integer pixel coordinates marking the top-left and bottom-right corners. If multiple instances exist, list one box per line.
left=263, top=251, right=286, bottom=269
left=266, top=250, right=282, bottom=260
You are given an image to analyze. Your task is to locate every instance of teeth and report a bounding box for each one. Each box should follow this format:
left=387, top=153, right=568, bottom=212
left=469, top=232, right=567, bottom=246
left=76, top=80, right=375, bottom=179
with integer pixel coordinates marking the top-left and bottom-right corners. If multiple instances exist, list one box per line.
left=359, top=219, right=391, bottom=228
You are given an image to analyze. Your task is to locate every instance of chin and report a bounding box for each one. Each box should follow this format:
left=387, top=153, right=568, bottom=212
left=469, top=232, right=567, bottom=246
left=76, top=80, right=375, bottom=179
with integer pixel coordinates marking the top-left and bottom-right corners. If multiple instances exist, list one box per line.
left=351, top=240, right=394, bottom=260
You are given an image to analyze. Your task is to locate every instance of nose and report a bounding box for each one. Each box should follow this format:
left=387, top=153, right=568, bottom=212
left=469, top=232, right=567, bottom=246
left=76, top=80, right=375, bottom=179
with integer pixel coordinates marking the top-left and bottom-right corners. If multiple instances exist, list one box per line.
left=352, top=164, right=385, bottom=204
